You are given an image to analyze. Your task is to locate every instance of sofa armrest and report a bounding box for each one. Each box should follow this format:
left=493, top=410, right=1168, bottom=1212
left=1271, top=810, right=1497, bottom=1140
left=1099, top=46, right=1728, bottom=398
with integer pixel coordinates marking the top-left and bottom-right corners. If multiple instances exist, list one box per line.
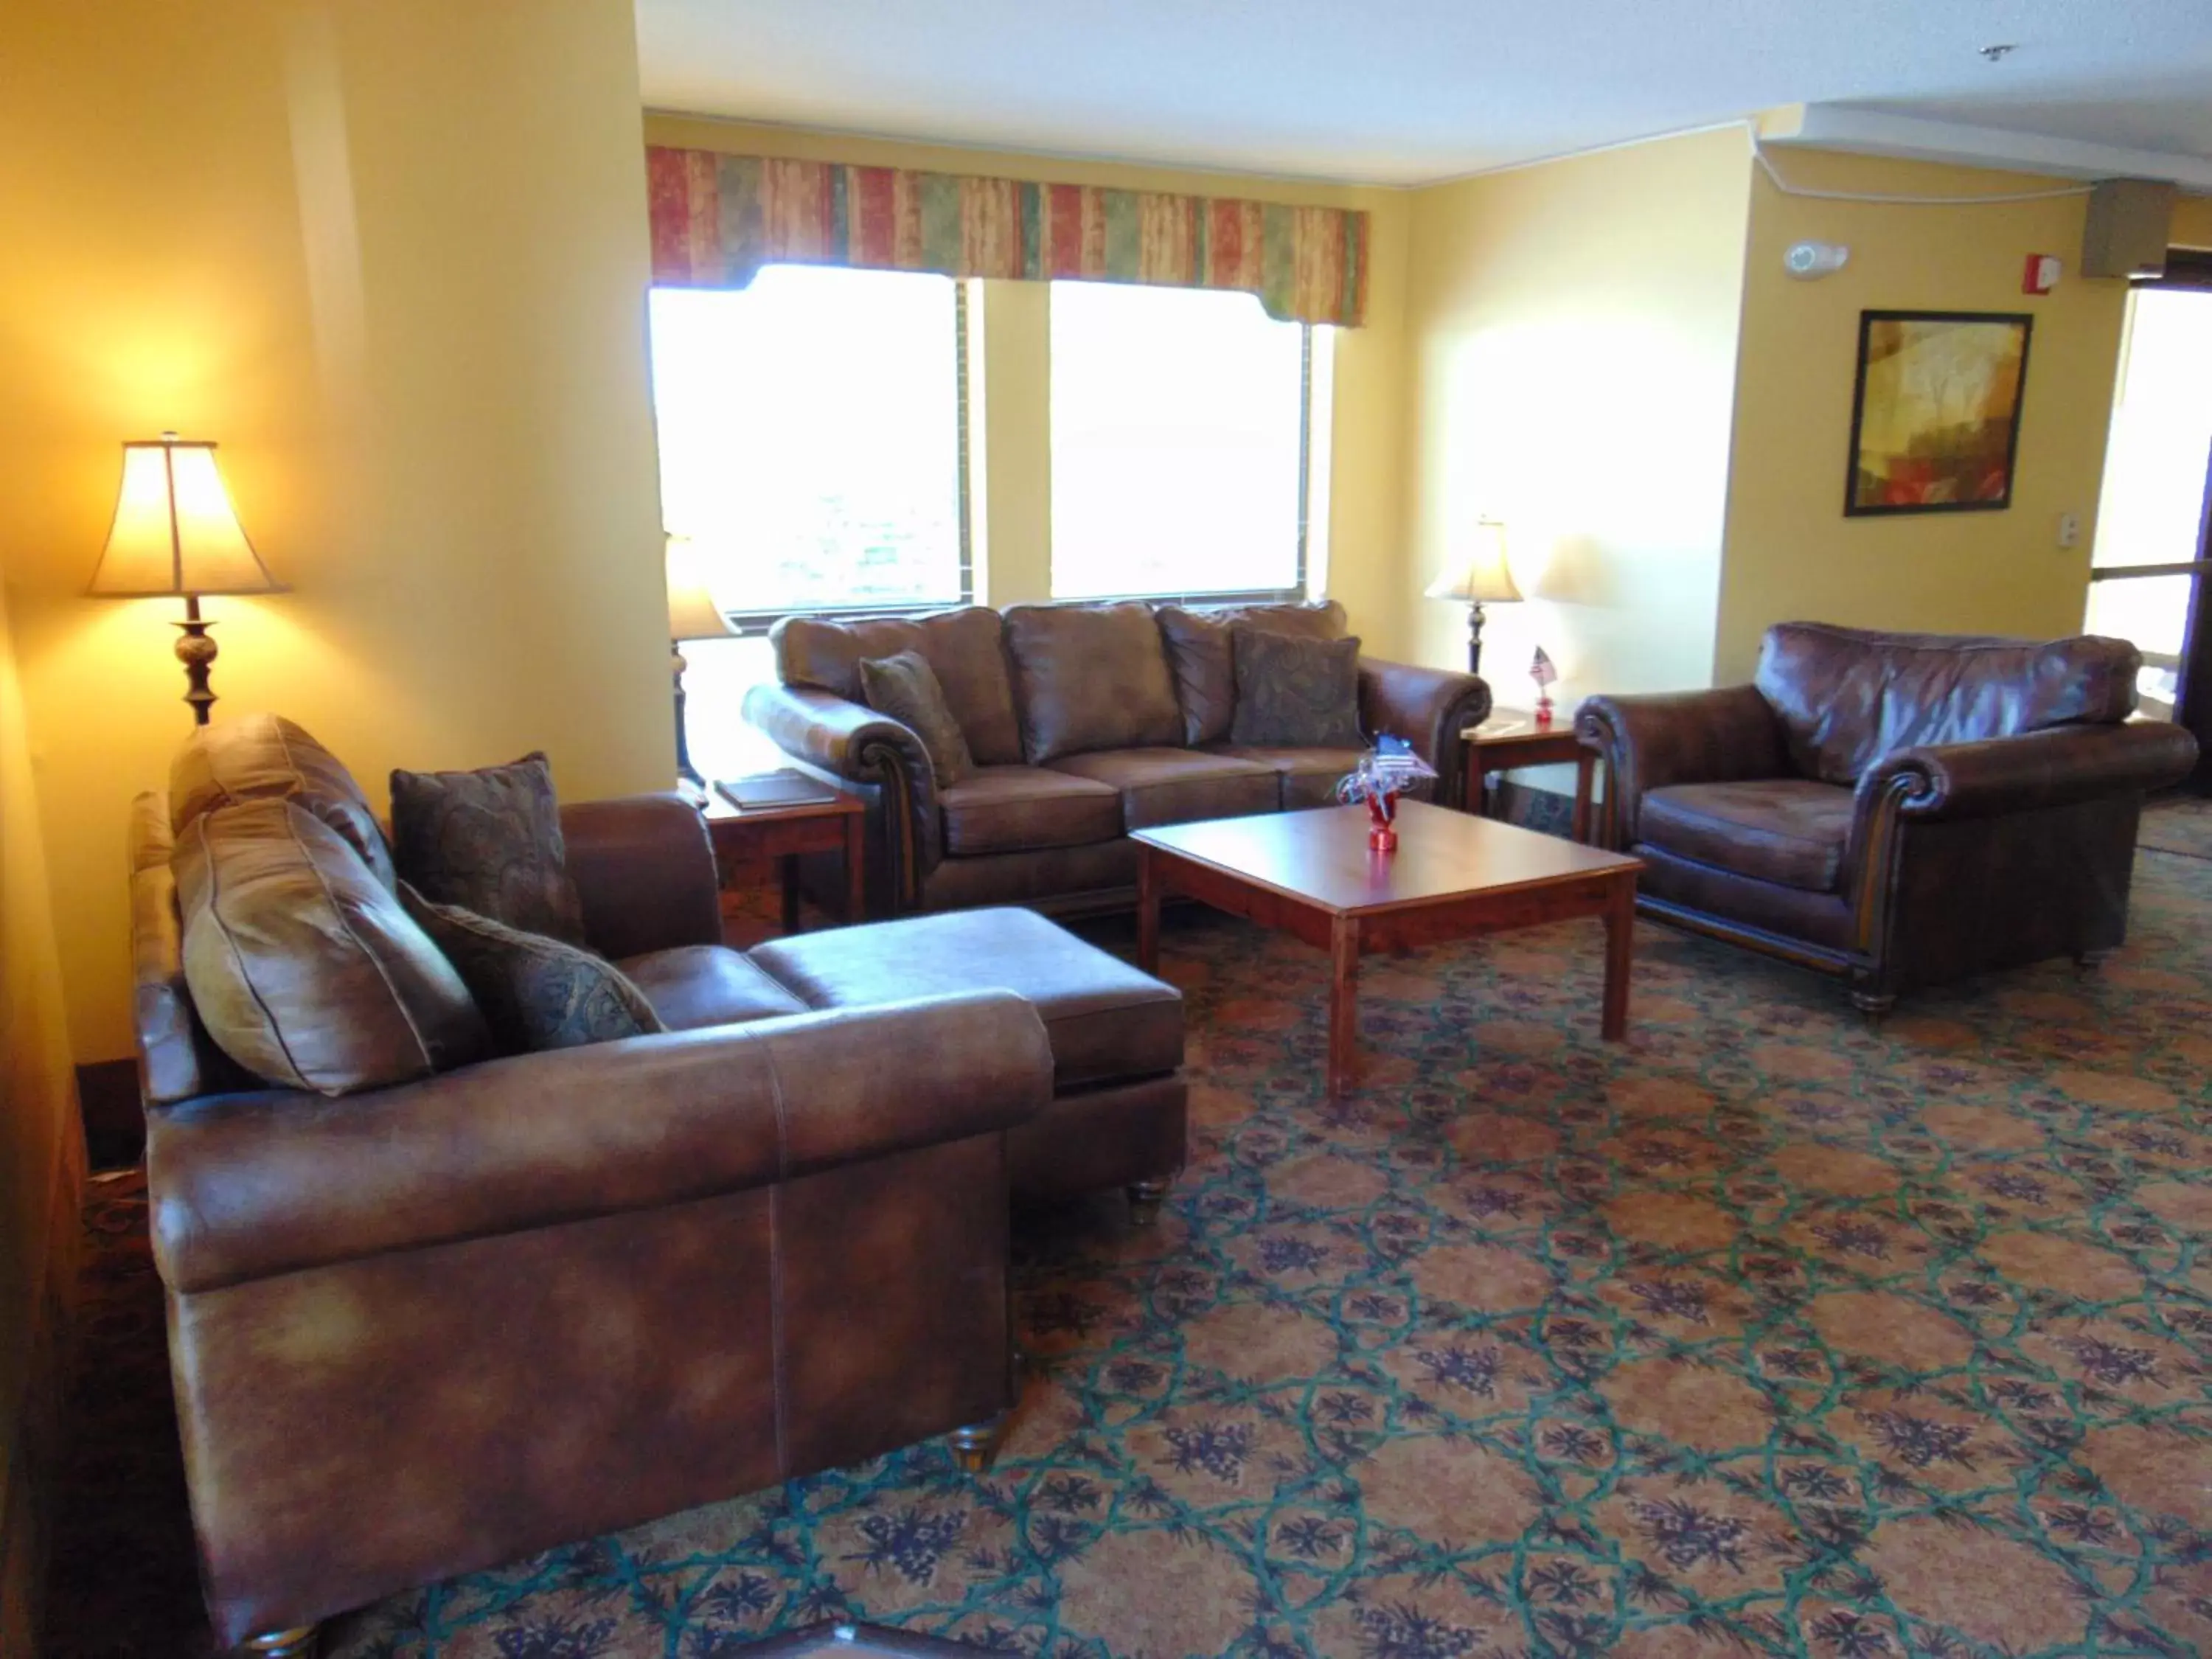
left=560, top=793, right=722, bottom=958
left=1857, top=720, right=2200, bottom=824
left=743, top=682, right=940, bottom=905
left=1357, top=658, right=1492, bottom=807
left=148, top=991, right=1052, bottom=1294
left=1575, top=686, right=1789, bottom=846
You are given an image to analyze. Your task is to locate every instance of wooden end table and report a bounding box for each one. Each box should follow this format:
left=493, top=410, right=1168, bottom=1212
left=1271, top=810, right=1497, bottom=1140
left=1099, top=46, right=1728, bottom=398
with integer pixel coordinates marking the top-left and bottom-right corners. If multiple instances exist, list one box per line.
left=1461, top=709, right=1599, bottom=843
left=1135, top=801, right=1641, bottom=1099
left=703, top=784, right=866, bottom=931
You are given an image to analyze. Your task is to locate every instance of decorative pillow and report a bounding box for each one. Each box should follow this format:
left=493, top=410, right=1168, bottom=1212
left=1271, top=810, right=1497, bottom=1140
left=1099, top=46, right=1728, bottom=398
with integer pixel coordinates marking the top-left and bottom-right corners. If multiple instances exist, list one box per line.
left=1156, top=608, right=1237, bottom=746
left=858, top=650, right=973, bottom=787
left=173, top=799, right=489, bottom=1096
left=1229, top=627, right=1366, bottom=748
left=170, top=713, right=397, bottom=888
left=389, top=752, right=588, bottom=946
left=400, top=886, right=667, bottom=1054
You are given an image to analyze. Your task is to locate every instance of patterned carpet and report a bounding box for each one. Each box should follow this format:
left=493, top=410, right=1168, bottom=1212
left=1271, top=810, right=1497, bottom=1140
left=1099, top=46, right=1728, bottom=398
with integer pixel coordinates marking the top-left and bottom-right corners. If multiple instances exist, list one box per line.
left=46, top=810, right=2212, bottom=1659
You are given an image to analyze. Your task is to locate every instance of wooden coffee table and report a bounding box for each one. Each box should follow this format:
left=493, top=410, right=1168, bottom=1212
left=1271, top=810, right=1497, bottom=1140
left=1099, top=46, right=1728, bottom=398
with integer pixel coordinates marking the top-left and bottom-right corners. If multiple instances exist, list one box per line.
left=1134, top=801, right=1641, bottom=1098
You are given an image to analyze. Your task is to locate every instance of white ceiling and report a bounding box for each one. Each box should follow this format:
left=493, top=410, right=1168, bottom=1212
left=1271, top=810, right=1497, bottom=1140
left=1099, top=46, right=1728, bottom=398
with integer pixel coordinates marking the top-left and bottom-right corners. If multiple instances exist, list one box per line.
left=634, top=0, right=2212, bottom=187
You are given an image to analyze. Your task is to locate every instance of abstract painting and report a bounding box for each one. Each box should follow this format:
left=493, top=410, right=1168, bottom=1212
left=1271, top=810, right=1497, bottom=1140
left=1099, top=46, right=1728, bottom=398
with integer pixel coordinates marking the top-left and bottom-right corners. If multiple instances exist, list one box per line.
left=1845, top=310, right=2034, bottom=515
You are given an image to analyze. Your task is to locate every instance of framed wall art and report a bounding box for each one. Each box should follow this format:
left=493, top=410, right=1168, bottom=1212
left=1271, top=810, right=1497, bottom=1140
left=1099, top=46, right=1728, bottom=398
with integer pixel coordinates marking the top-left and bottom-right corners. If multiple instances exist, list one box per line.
left=1844, top=310, right=2034, bottom=515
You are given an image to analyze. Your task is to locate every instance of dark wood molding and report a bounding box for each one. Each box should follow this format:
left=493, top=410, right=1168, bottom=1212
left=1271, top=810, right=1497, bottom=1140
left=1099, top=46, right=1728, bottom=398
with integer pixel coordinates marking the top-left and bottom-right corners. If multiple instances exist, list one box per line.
left=75, top=1058, right=145, bottom=1170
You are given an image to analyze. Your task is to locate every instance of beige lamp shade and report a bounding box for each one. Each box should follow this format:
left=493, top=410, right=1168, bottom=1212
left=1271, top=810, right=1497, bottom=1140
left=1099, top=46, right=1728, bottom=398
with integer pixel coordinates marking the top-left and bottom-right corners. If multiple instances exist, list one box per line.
left=1424, top=519, right=1521, bottom=605
left=87, top=435, right=281, bottom=597
left=665, top=534, right=735, bottom=641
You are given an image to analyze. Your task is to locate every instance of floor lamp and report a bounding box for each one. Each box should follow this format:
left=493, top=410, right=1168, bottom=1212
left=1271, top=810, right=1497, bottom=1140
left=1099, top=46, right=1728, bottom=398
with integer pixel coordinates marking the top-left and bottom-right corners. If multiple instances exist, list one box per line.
left=666, top=535, right=734, bottom=790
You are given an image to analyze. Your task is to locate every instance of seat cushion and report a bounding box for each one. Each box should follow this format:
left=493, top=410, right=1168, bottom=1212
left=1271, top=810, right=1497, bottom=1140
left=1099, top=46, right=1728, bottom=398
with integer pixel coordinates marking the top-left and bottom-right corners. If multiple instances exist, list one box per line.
left=616, top=945, right=808, bottom=1032
left=1207, top=745, right=1369, bottom=810
left=1002, top=601, right=1184, bottom=763
left=939, top=765, right=1122, bottom=856
left=1639, top=779, right=1854, bottom=893
left=751, top=907, right=1182, bottom=1089
left=1046, top=747, right=1278, bottom=830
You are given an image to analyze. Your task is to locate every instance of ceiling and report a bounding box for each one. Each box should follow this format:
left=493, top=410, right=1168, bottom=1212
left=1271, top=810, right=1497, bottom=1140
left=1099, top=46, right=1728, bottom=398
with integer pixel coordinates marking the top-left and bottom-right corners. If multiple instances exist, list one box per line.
left=634, top=0, right=2212, bottom=187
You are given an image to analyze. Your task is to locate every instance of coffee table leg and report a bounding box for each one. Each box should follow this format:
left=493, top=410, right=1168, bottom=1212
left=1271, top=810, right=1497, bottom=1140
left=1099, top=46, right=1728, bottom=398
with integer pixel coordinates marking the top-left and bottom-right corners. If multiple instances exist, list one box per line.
left=1328, top=913, right=1360, bottom=1096
left=1136, top=846, right=1160, bottom=974
left=1601, top=874, right=1634, bottom=1040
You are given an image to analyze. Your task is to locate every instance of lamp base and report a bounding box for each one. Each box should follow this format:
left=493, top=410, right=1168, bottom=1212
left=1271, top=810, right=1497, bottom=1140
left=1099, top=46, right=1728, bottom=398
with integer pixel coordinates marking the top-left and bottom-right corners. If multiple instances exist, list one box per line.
left=672, top=642, right=704, bottom=790
left=1464, top=602, right=1486, bottom=678
left=173, top=596, right=218, bottom=727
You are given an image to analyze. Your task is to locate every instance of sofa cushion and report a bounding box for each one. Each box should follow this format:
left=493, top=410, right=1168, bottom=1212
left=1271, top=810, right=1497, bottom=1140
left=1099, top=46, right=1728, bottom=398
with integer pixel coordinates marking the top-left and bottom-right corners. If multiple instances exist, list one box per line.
left=615, top=945, right=808, bottom=1032
left=170, top=713, right=396, bottom=888
left=1208, top=745, right=1370, bottom=810
left=1230, top=628, right=1365, bottom=748
left=750, top=907, right=1182, bottom=1088
left=1046, top=747, right=1278, bottom=830
left=1003, top=602, right=1183, bottom=763
left=1755, top=622, right=2140, bottom=787
left=773, top=605, right=1023, bottom=766
left=1155, top=601, right=1350, bottom=747
left=1638, top=779, right=1854, bottom=893
left=402, top=886, right=666, bottom=1053
left=389, top=751, right=588, bottom=946
left=174, top=801, right=489, bottom=1094
left=939, top=765, right=1122, bottom=856
left=859, top=650, right=973, bottom=787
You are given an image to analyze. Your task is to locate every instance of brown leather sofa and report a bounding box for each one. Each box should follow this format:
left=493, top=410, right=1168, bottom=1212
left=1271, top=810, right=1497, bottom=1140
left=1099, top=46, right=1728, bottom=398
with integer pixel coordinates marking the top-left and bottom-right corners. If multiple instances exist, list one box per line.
left=131, top=778, right=1088, bottom=1652
left=743, top=598, right=1491, bottom=917
left=1576, top=622, right=2199, bottom=1012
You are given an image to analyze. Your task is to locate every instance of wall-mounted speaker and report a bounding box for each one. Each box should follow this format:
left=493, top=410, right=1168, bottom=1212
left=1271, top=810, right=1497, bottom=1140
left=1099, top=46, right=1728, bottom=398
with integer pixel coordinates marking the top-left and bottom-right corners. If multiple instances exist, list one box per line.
left=2081, top=179, right=2176, bottom=279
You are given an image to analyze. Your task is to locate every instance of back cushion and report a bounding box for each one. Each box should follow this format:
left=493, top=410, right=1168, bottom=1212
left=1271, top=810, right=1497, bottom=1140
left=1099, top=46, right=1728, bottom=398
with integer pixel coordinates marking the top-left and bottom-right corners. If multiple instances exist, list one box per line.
left=1157, top=600, right=1351, bottom=745
left=174, top=799, right=490, bottom=1096
left=170, top=713, right=395, bottom=888
left=1003, top=602, right=1184, bottom=763
left=1755, top=622, right=2140, bottom=785
left=773, top=605, right=1023, bottom=765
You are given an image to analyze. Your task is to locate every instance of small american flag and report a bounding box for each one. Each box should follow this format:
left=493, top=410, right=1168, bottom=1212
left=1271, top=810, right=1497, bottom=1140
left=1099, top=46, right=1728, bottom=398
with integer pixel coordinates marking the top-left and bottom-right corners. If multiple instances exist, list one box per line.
left=1530, top=645, right=1558, bottom=689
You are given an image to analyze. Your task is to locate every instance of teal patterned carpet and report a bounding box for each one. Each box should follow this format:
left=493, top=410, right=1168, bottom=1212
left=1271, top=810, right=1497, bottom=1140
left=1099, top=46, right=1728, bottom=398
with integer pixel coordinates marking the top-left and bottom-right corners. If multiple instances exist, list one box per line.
left=49, top=804, right=2212, bottom=1659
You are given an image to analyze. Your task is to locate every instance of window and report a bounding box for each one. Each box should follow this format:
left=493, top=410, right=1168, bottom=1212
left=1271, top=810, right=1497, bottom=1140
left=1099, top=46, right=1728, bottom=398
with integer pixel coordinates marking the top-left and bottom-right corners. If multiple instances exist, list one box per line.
left=1049, top=282, right=1325, bottom=602
left=649, top=266, right=971, bottom=629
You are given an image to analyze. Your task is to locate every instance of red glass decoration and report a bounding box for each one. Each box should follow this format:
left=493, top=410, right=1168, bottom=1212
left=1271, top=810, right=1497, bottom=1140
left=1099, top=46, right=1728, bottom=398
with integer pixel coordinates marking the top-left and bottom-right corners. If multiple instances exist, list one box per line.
left=1366, top=787, right=1399, bottom=852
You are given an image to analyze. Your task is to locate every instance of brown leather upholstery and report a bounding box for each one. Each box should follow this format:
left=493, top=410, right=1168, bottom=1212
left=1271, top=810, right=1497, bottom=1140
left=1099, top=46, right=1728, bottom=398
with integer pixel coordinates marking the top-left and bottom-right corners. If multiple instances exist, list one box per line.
left=939, top=765, right=1121, bottom=856
left=173, top=800, right=488, bottom=1094
left=1208, top=744, right=1369, bottom=810
left=1047, top=746, right=1279, bottom=830
left=617, top=945, right=809, bottom=1030
left=561, top=793, right=723, bottom=958
left=1578, top=622, right=2199, bottom=1007
left=1003, top=601, right=1185, bottom=763
left=774, top=605, right=1023, bottom=765
left=131, top=794, right=254, bottom=1107
left=1155, top=601, right=1348, bottom=745
left=170, top=713, right=398, bottom=888
left=1011, top=1074, right=1189, bottom=1203
left=919, top=837, right=1141, bottom=912
left=1640, top=779, right=1852, bottom=892
left=1358, top=658, right=1493, bottom=812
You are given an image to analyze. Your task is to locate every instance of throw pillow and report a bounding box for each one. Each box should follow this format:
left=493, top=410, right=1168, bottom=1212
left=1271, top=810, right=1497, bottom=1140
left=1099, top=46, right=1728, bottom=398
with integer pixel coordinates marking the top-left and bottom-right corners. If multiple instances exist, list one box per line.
left=389, top=751, right=588, bottom=946
left=173, top=799, right=490, bottom=1095
left=170, top=712, right=398, bottom=888
left=1156, top=608, right=1237, bottom=746
left=400, top=885, right=667, bottom=1054
left=1229, top=627, right=1366, bottom=748
left=858, top=650, right=974, bottom=787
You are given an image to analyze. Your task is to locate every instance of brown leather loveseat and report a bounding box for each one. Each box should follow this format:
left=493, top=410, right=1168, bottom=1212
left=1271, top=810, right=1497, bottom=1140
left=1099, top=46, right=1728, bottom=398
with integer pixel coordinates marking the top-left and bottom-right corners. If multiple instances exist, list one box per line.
left=744, top=598, right=1490, bottom=917
left=1576, top=622, right=2199, bottom=1012
left=129, top=728, right=1073, bottom=1652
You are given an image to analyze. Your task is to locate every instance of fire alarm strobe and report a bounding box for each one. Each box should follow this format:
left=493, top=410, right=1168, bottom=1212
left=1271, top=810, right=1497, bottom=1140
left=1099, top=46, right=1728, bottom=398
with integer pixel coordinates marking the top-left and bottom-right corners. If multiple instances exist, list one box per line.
left=2023, top=254, right=2062, bottom=294
left=1784, top=241, right=1849, bottom=279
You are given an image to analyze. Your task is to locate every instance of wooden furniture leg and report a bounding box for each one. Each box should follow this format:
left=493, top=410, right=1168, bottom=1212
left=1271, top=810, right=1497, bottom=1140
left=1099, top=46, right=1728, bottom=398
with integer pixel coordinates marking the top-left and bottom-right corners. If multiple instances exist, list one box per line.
left=780, top=855, right=801, bottom=933
left=1601, top=872, right=1635, bottom=1040
left=843, top=813, right=866, bottom=924
left=1135, top=846, right=1160, bottom=974
left=1328, top=912, right=1362, bottom=1097
left=1572, top=750, right=1594, bottom=844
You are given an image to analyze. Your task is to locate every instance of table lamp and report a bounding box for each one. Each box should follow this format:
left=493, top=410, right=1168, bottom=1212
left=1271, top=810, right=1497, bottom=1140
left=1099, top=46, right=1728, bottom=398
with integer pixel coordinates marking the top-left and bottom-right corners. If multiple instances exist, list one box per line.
left=1423, top=518, right=1520, bottom=676
left=87, top=434, right=283, bottom=726
left=666, top=534, right=734, bottom=788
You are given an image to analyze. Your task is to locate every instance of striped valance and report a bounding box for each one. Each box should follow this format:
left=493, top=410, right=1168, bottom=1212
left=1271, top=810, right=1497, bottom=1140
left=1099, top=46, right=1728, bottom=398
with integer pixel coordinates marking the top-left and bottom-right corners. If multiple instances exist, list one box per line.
left=646, top=147, right=1369, bottom=327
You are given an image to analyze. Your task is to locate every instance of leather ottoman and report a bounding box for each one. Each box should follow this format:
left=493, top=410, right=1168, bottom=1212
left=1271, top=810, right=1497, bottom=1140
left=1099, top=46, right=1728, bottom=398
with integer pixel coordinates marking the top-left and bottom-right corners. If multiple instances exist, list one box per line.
left=751, top=908, right=1188, bottom=1220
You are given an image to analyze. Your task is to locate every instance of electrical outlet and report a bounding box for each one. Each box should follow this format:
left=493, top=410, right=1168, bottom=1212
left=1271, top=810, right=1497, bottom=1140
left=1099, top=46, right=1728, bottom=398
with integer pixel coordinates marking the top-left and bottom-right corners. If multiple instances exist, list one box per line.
left=2057, top=512, right=2081, bottom=549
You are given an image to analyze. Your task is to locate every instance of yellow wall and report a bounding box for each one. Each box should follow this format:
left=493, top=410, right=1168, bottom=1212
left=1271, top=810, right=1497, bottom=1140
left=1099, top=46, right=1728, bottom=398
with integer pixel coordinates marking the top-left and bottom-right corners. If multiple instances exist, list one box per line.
left=642, top=116, right=1416, bottom=658
left=1402, top=128, right=1756, bottom=708
left=0, top=572, right=84, bottom=1657
left=1714, top=150, right=2129, bottom=681
left=0, top=0, right=673, bottom=1064
left=2171, top=194, right=2212, bottom=250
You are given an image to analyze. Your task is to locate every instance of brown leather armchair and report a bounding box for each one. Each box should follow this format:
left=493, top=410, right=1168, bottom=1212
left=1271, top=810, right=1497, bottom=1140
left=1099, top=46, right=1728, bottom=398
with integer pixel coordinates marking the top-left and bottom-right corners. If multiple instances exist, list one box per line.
left=1576, top=622, right=2198, bottom=1012
left=132, top=789, right=1054, bottom=1653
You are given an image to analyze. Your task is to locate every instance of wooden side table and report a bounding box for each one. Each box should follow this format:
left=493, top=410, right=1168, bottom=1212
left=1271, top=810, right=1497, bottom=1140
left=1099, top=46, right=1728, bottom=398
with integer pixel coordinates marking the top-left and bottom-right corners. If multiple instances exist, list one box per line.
left=703, top=785, right=866, bottom=931
left=1461, top=709, right=1599, bottom=844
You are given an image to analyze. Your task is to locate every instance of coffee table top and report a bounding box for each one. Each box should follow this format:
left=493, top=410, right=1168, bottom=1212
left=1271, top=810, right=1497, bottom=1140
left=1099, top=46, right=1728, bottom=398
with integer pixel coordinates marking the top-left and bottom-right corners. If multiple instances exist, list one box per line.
left=1133, top=800, right=1638, bottom=917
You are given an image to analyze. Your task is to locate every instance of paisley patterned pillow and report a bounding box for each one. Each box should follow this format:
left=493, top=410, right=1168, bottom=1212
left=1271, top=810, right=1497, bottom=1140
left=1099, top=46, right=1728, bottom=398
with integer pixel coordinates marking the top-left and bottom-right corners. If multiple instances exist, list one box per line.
left=389, top=752, right=588, bottom=946
left=1229, top=627, right=1366, bottom=748
left=400, top=885, right=665, bottom=1054
left=859, top=650, right=974, bottom=787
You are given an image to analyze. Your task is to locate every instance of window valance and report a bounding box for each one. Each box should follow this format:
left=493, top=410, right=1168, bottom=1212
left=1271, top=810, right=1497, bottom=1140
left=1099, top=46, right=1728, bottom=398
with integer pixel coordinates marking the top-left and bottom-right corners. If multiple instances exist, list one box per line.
left=646, top=147, right=1369, bottom=327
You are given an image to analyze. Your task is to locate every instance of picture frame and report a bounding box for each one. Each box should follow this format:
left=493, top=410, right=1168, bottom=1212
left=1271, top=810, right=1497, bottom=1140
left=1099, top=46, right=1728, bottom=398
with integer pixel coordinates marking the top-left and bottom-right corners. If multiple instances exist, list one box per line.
left=1843, top=310, right=2034, bottom=516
